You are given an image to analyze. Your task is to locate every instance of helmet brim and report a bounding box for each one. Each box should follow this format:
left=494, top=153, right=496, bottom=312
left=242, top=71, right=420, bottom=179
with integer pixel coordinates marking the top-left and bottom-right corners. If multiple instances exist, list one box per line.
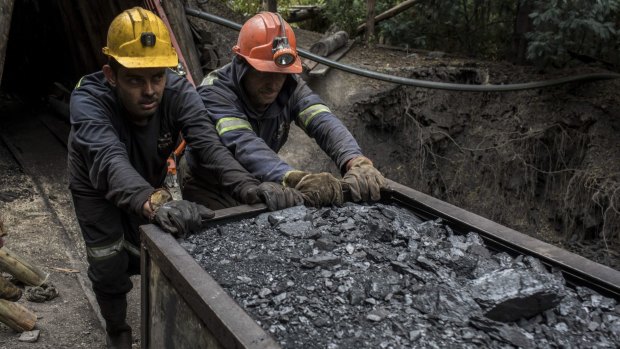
left=112, top=54, right=178, bottom=69
left=244, top=55, right=302, bottom=74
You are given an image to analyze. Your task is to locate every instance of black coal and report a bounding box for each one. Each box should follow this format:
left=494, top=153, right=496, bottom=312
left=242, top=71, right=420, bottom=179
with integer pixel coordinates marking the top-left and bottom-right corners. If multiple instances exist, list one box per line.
left=182, top=203, right=620, bottom=348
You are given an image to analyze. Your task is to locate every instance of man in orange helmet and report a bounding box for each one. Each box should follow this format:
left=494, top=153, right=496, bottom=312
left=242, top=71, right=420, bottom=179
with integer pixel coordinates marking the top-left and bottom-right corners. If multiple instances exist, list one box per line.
left=67, top=8, right=285, bottom=348
left=180, top=12, right=387, bottom=209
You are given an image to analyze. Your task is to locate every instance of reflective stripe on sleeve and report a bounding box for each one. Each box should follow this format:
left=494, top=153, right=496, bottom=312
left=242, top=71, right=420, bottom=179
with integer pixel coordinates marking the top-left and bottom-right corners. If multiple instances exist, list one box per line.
left=75, top=76, right=85, bottom=89
left=298, top=104, right=331, bottom=129
left=216, top=117, right=253, bottom=135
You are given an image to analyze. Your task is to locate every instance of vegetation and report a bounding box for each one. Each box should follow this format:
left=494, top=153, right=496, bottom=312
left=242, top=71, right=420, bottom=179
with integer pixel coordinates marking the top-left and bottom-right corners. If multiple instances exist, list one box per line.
left=228, top=0, right=324, bottom=17
left=526, top=0, right=619, bottom=68
left=228, top=0, right=620, bottom=68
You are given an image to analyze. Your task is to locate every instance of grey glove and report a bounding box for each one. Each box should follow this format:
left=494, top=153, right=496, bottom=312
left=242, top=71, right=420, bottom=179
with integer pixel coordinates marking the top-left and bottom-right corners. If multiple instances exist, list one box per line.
left=152, top=200, right=214, bottom=237
left=342, top=157, right=387, bottom=202
left=257, top=182, right=304, bottom=211
left=237, top=183, right=263, bottom=205
left=283, top=170, right=343, bottom=207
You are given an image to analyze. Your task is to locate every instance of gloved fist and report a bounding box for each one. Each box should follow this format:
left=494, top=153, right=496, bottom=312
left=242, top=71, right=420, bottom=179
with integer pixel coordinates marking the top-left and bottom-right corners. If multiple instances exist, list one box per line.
left=342, top=156, right=387, bottom=202
left=283, top=170, right=343, bottom=207
left=257, top=182, right=304, bottom=211
left=237, top=183, right=263, bottom=205
left=152, top=200, right=214, bottom=237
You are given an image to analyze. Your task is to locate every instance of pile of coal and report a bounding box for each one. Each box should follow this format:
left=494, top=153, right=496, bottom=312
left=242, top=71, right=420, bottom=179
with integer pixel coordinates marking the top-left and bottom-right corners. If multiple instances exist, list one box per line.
left=182, top=203, right=620, bottom=348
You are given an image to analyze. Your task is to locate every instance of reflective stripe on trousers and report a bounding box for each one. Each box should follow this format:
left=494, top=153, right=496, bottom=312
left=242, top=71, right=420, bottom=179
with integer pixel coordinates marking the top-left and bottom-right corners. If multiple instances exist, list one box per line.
left=86, top=236, right=140, bottom=260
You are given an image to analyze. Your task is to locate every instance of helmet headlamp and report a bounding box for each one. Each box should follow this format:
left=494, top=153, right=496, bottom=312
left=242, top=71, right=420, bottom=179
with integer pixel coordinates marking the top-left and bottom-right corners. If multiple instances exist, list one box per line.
left=272, top=13, right=295, bottom=67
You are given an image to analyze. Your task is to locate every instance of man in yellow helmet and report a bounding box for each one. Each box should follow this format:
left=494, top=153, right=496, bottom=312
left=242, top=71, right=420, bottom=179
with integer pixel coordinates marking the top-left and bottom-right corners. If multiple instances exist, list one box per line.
left=179, top=12, right=387, bottom=209
left=67, top=7, right=285, bottom=348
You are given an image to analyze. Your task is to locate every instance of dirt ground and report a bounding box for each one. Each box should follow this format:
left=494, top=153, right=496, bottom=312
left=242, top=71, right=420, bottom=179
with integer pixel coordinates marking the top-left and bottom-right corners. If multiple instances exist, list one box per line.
left=0, top=1, right=618, bottom=348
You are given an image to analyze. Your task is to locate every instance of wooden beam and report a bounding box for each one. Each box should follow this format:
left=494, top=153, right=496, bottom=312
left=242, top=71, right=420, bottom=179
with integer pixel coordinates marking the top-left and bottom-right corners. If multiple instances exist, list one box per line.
left=0, top=0, right=15, bottom=85
left=0, top=247, right=48, bottom=287
left=0, top=299, right=36, bottom=332
left=160, top=0, right=204, bottom=84
left=356, top=0, right=418, bottom=35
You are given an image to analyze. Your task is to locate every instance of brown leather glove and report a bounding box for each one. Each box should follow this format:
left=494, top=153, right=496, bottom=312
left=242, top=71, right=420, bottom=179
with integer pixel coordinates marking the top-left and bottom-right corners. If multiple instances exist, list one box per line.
left=283, top=171, right=343, bottom=207
left=257, top=182, right=304, bottom=211
left=342, top=157, right=387, bottom=202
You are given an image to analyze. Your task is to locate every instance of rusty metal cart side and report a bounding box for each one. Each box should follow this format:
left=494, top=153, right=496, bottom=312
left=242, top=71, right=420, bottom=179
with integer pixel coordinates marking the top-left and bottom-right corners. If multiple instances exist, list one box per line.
left=140, top=203, right=280, bottom=349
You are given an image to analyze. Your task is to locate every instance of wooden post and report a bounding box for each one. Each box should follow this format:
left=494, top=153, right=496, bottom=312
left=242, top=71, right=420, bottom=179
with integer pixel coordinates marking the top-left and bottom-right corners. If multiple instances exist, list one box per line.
left=356, top=0, right=419, bottom=34
left=0, top=247, right=48, bottom=287
left=264, top=0, right=277, bottom=12
left=366, top=0, right=376, bottom=44
left=160, top=0, right=204, bottom=84
left=512, top=0, right=533, bottom=65
left=0, top=299, right=36, bottom=332
left=0, top=0, right=15, bottom=85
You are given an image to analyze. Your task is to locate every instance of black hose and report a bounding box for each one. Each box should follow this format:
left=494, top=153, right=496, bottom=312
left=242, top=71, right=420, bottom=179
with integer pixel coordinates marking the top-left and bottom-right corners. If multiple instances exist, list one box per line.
left=185, top=7, right=620, bottom=92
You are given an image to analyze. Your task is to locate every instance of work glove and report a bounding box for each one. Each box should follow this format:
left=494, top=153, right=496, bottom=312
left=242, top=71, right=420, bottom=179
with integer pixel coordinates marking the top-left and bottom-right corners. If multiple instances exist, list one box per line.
left=148, top=188, right=214, bottom=237
left=283, top=171, right=343, bottom=207
left=236, top=183, right=263, bottom=205
left=342, top=156, right=387, bottom=202
left=257, top=182, right=304, bottom=211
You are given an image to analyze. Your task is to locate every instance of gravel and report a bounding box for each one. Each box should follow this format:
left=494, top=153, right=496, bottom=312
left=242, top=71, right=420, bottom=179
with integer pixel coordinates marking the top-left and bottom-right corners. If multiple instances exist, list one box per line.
left=182, top=203, right=620, bottom=348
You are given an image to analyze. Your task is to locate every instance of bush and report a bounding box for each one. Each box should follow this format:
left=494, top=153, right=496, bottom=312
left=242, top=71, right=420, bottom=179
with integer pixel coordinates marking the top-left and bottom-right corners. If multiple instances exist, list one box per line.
left=526, top=0, right=620, bottom=68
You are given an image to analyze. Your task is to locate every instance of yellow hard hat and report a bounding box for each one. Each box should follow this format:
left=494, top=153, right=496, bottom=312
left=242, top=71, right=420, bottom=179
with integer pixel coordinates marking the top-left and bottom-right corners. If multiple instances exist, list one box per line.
left=102, top=7, right=178, bottom=68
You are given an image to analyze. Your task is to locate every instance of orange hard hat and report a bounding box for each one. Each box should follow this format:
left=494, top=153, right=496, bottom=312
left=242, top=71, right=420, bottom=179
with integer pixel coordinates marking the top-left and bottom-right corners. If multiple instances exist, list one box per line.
left=233, top=12, right=302, bottom=74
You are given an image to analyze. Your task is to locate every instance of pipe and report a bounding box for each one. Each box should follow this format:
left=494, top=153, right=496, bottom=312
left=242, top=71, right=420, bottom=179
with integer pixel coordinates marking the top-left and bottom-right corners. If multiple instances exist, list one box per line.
left=185, top=7, right=620, bottom=92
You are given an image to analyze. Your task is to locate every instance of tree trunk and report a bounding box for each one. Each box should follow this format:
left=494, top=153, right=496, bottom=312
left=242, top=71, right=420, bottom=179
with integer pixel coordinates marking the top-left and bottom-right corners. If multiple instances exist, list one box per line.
left=366, top=0, right=376, bottom=44
left=356, top=0, right=419, bottom=34
left=512, top=0, right=533, bottom=65
left=264, top=0, right=277, bottom=12
left=0, top=299, right=36, bottom=332
left=0, top=247, right=48, bottom=287
left=0, top=0, right=15, bottom=85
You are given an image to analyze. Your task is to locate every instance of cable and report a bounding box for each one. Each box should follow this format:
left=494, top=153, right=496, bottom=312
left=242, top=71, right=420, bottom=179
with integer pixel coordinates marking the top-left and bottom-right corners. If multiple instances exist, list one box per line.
left=184, top=7, right=620, bottom=92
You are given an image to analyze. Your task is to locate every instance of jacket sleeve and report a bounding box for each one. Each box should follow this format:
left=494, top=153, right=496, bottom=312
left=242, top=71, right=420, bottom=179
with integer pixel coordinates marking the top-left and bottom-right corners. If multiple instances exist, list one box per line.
left=292, top=79, right=363, bottom=173
left=69, top=90, right=153, bottom=217
left=202, top=89, right=294, bottom=183
left=172, top=79, right=261, bottom=197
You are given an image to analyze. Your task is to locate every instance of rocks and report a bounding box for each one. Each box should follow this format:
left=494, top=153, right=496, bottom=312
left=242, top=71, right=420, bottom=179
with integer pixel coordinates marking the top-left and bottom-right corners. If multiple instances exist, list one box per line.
left=18, top=329, right=40, bottom=343
left=184, top=203, right=619, bottom=348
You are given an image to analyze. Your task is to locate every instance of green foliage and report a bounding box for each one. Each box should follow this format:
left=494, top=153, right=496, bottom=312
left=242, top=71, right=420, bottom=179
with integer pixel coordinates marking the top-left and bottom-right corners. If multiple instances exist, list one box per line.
left=324, top=0, right=517, bottom=59
left=323, top=0, right=368, bottom=34
left=228, top=0, right=325, bottom=17
left=526, top=0, right=620, bottom=68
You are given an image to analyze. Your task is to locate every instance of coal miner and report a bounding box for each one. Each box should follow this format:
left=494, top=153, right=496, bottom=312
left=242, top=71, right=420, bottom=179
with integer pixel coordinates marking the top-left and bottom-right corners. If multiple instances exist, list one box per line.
left=179, top=12, right=387, bottom=209
left=67, top=7, right=283, bottom=348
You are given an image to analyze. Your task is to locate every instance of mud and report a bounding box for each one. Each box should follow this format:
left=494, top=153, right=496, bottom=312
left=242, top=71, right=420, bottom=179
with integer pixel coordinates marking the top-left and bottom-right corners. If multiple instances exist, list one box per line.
left=342, top=65, right=620, bottom=270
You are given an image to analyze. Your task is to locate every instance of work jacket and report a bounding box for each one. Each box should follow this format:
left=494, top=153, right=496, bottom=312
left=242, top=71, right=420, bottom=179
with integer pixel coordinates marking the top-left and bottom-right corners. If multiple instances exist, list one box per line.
left=68, top=69, right=259, bottom=218
left=196, top=56, right=362, bottom=183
